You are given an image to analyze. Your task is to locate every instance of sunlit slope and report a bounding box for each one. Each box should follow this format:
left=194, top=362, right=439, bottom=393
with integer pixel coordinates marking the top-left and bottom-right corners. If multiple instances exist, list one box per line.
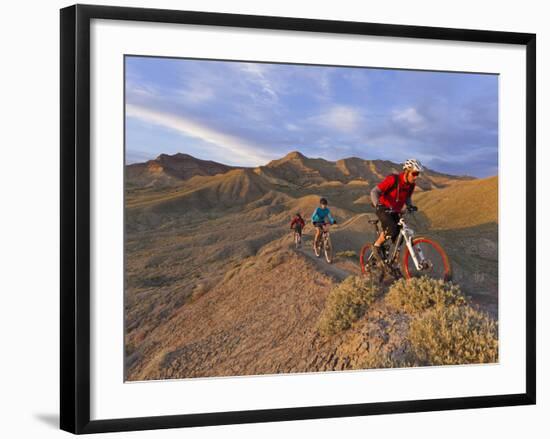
left=126, top=168, right=275, bottom=211
left=414, top=176, right=498, bottom=230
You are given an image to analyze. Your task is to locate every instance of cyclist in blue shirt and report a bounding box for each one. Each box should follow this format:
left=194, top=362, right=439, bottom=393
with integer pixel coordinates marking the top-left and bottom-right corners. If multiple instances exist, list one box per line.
left=311, top=198, right=336, bottom=250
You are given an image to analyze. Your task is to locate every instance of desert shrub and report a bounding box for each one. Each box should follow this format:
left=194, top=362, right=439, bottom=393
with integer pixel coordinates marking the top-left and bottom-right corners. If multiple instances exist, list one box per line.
left=222, top=257, right=261, bottom=284
left=222, top=268, right=239, bottom=283
left=190, top=281, right=212, bottom=301
left=385, top=277, right=468, bottom=314
left=241, top=260, right=256, bottom=270
left=139, top=274, right=176, bottom=288
left=318, top=276, right=380, bottom=336
left=336, top=250, right=357, bottom=259
left=360, top=348, right=414, bottom=370
left=144, top=254, right=167, bottom=269
left=266, top=251, right=288, bottom=269
left=409, top=305, right=498, bottom=365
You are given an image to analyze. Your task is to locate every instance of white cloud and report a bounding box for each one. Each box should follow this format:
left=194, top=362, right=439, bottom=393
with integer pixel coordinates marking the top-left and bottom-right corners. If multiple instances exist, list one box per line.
left=239, top=63, right=278, bottom=101
left=392, top=107, right=426, bottom=132
left=317, top=71, right=331, bottom=99
left=126, top=104, right=274, bottom=166
left=126, top=80, right=158, bottom=98
left=177, top=83, right=215, bottom=104
left=313, top=105, right=362, bottom=133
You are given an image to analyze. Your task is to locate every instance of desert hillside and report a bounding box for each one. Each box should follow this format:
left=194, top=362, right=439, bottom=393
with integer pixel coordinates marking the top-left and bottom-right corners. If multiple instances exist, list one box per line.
left=126, top=152, right=237, bottom=189
left=125, top=152, right=498, bottom=380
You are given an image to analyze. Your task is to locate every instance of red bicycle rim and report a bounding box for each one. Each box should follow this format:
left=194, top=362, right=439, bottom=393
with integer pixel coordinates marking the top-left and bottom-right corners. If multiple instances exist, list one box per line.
left=402, top=237, right=451, bottom=281
left=360, top=242, right=372, bottom=275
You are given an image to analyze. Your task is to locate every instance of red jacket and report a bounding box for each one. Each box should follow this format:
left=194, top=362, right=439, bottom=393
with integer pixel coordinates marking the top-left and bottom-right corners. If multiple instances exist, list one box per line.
left=377, top=172, right=415, bottom=212
left=290, top=216, right=305, bottom=229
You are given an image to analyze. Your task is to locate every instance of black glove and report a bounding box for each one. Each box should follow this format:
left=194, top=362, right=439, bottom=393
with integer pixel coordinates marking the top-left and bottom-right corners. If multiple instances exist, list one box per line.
left=376, top=204, right=390, bottom=213
left=407, top=205, right=418, bottom=212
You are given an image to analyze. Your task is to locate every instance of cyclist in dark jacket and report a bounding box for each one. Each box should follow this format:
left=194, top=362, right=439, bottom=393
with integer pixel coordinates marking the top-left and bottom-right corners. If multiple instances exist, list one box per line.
left=290, top=213, right=306, bottom=235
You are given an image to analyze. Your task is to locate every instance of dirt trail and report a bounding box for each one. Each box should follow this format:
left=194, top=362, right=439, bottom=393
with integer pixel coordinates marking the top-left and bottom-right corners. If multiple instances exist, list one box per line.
left=335, top=213, right=370, bottom=230
left=291, top=232, right=361, bottom=282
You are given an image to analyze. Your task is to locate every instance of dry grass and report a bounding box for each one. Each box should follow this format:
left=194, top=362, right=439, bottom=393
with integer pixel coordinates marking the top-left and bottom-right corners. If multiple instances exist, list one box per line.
left=409, top=304, right=498, bottom=365
left=318, top=276, right=380, bottom=336
left=360, top=348, right=414, bottom=369
left=335, top=250, right=357, bottom=259
left=385, top=277, right=468, bottom=314
left=332, top=278, right=500, bottom=370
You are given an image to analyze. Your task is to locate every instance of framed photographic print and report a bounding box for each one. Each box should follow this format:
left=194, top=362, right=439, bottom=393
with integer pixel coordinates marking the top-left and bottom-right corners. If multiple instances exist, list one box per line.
left=60, top=4, right=536, bottom=434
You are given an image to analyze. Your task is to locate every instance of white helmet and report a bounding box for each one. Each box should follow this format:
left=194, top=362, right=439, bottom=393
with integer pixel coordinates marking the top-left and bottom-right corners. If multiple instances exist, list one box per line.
left=403, top=159, right=423, bottom=173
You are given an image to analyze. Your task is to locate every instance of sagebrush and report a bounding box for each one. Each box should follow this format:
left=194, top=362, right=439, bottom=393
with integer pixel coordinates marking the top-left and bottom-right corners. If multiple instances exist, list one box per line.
left=360, top=347, right=415, bottom=369
left=318, top=276, right=380, bottom=336
left=408, top=304, right=498, bottom=365
left=385, top=276, right=468, bottom=314
left=335, top=250, right=357, bottom=259
left=357, top=277, right=498, bottom=368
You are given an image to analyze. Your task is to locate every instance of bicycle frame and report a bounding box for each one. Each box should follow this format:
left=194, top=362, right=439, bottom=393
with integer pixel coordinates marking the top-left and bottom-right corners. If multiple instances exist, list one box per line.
left=293, top=230, right=302, bottom=246
left=315, top=226, right=330, bottom=246
left=323, top=231, right=330, bottom=249
left=376, top=214, right=426, bottom=271
left=314, top=224, right=331, bottom=254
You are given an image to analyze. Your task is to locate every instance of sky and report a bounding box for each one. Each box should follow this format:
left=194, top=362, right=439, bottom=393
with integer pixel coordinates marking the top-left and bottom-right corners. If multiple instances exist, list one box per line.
left=125, top=56, right=498, bottom=177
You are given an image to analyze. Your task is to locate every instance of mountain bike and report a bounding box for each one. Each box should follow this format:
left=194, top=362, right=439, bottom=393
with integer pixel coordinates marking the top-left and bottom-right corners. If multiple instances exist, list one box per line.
left=360, top=210, right=451, bottom=282
left=292, top=225, right=304, bottom=249
left=313, top=223, right=334, bottom=264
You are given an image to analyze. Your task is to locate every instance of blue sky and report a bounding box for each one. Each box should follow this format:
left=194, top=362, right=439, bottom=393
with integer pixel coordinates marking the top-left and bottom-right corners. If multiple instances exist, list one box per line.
left=125, top=56, right=498, bottom=177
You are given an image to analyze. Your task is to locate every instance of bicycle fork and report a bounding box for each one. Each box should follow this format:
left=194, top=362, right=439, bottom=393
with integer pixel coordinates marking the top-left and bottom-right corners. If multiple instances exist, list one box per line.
left=403, top=231, right=426, bottom=271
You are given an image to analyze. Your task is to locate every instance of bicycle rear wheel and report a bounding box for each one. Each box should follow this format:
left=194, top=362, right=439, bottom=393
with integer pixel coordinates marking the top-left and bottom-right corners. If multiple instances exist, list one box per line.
left=324, top=235, right=333, bottom=264
left=402, top=237, right=452, bottom=281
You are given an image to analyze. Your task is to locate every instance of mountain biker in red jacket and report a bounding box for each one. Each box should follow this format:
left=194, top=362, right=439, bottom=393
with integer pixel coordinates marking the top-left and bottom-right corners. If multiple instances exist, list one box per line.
left=290, top=213, right=306, bottom=237
left=369, top=159, right=422, bottom=263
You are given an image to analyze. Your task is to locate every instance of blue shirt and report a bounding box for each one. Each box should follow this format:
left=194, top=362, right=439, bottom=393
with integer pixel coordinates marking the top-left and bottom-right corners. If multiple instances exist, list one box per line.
left=311, top=207, right=335, bottom=224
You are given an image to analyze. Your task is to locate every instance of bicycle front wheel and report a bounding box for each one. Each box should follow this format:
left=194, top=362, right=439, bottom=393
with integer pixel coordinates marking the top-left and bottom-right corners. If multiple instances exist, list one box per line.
left=402, top=237, right=452, bottom=282
left=313, top=237, right=322, bottom=257
left=359, top=242, right=374, bottom=275
left=324, top=235, right=333, bottom=264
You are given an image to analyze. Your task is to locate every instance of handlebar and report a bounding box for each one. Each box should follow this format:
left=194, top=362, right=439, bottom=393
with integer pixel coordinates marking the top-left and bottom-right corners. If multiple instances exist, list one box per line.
left=377, top=205, right=418, bottom=215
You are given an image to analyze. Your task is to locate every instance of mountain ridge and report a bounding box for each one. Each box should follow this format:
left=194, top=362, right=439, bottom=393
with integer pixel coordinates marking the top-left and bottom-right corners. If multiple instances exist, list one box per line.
left=127, top=150, right=475, bottom=192
left=126, top=152, right=238, bottom=188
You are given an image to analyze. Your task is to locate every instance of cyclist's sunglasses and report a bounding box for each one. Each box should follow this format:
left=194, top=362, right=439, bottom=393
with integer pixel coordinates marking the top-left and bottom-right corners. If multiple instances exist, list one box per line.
left=411, top=171, right=420, bottom=177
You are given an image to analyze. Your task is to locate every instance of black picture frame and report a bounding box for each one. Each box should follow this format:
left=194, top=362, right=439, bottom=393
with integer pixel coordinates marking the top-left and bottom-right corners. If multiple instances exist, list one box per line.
left=60, top=4, right=536, bottom=434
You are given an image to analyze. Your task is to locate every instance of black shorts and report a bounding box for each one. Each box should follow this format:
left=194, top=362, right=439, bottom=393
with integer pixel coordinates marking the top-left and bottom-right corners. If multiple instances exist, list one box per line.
left=313, top=221, right=327, bottom=229
left=376, top=207, right=400, bottom=241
